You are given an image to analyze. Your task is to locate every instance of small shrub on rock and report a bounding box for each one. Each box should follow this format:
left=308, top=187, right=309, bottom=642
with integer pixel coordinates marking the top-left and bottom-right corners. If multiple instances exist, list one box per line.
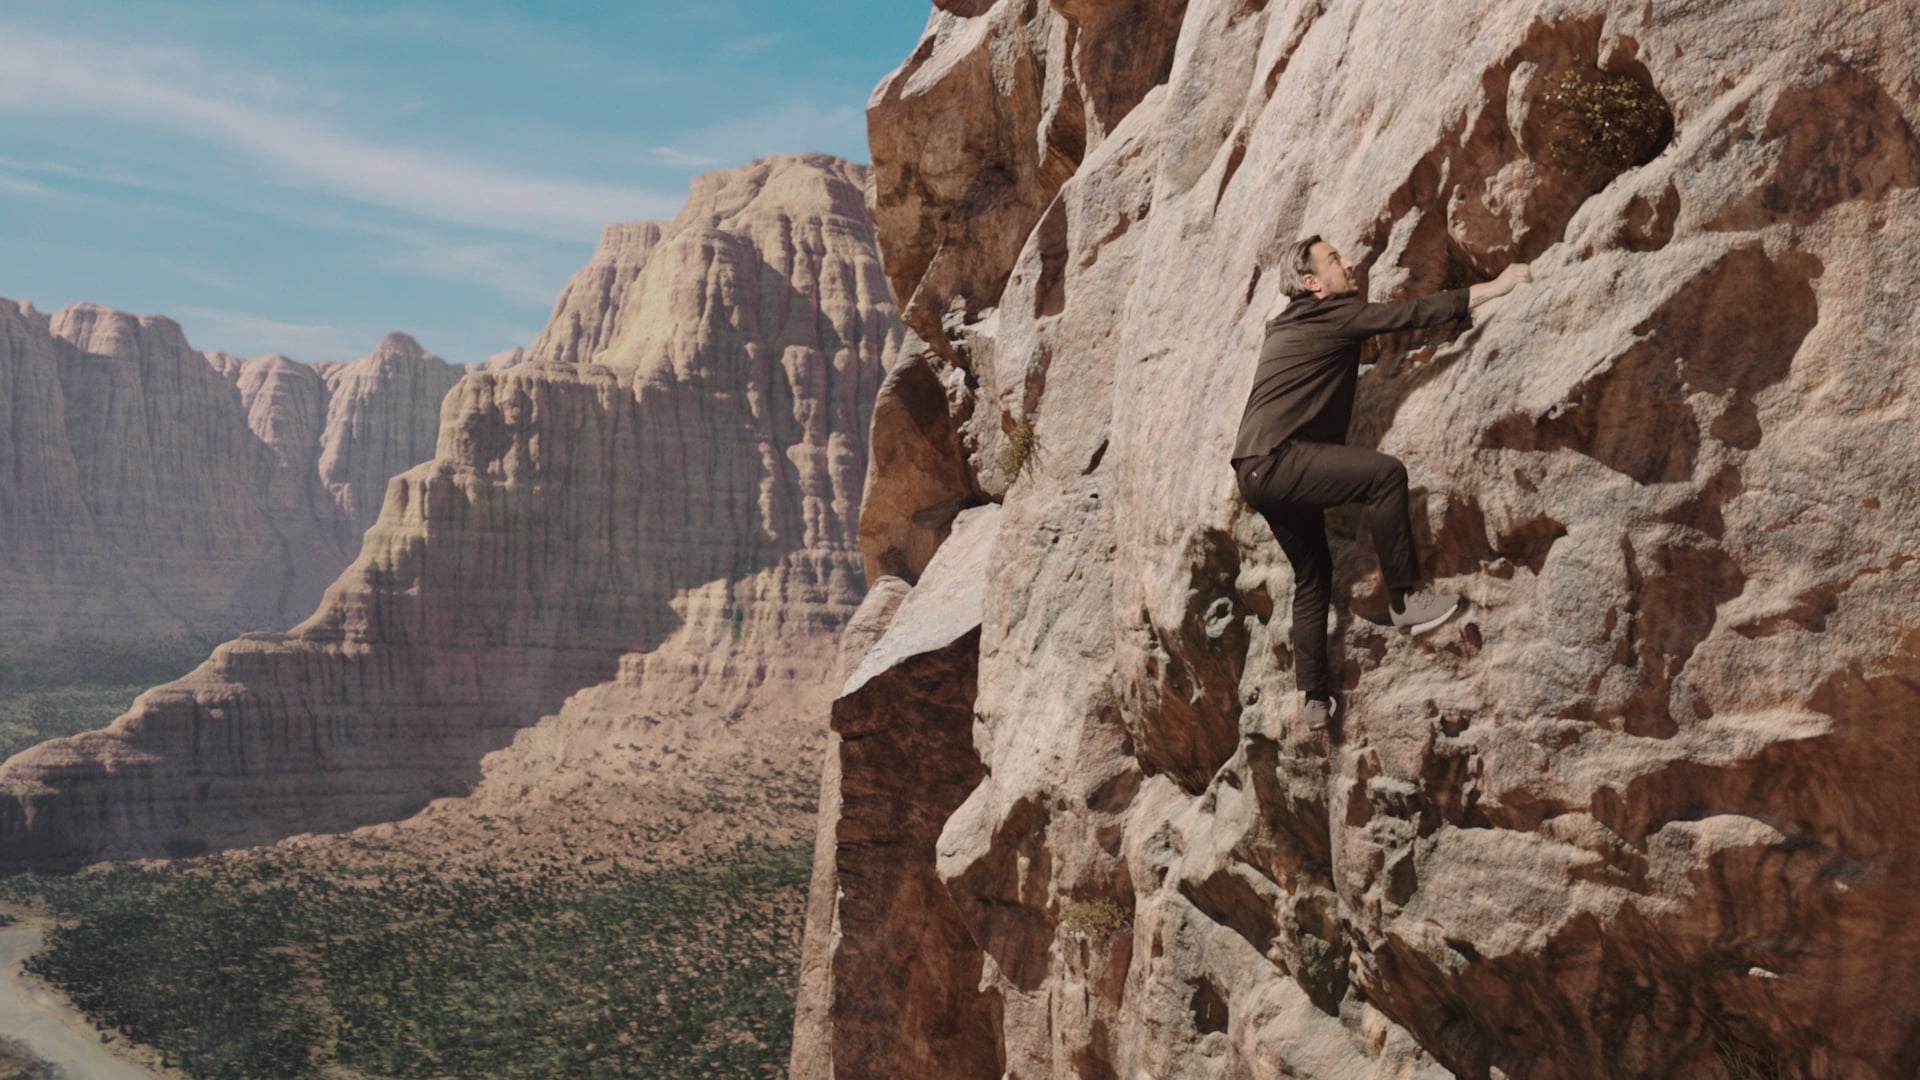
left=1537, top=67, right=1674, bottom=179
left=998, top=416, right=1036, bottom=482
left=1059, top=899, right=1130, bottom=938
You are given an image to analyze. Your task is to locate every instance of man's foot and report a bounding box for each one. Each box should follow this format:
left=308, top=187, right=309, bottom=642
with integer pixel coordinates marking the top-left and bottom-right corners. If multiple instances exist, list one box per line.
left=1301, top=694, right=1337, bottom=732
left=1389, top=587, right=1462, bottom=635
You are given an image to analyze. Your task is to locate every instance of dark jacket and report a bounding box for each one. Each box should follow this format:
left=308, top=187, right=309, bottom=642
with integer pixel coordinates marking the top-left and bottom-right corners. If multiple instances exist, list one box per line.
left=1231, top=288, right=1469, bottom=463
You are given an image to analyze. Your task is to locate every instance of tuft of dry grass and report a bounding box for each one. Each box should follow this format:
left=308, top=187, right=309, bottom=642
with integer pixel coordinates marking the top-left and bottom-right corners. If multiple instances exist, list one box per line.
left=998, top=415, right=1036, bottom=483
left=1059, top=899, right=1130, bottom=939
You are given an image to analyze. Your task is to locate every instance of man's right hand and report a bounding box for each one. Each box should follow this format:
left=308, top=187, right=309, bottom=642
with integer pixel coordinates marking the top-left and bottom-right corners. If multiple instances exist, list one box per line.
left=1469, top=262, right=1532, bottom=309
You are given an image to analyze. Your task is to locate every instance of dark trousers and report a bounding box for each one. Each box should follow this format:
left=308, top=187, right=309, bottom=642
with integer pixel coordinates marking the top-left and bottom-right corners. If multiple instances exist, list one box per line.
left=1234, top=441, right=1421, bottom=696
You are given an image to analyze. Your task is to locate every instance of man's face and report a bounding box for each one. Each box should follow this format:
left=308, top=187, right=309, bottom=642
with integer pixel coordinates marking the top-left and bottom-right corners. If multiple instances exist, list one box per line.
left=1305, top=242, right=1356, bottom=298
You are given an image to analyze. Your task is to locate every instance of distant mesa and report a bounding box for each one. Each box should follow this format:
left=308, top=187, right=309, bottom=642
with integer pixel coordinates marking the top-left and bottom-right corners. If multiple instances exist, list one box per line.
left=0, top=301, right=462, bottom=683
left=0, top=153, right=902, bottom=870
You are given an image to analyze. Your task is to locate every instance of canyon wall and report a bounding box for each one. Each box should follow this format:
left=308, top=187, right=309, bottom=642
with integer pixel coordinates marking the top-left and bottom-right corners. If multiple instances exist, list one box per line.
left=800, top=2, right=1920, bottom=1077
left=0, top=308, right=461, bottom=678
left=0, top=154, right=899, bottom=868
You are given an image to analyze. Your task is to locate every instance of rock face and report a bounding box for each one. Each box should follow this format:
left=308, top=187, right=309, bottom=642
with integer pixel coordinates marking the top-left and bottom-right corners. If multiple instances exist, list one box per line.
left=0, top=154, right=900, bottom=868
left=313, top=332, right=467, bottom=536
left=800, top=3, right=1920, bottom=1078
left=0, top=309, right=461, bottom=678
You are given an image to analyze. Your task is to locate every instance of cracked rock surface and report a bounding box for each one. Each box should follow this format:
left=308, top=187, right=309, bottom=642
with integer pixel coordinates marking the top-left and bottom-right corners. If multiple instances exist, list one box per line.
left=799, top=2, right=1920, bottom=1077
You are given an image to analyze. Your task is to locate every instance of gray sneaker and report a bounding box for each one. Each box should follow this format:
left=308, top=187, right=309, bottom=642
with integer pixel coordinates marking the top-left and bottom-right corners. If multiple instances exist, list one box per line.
left=1390, top=588, right=1462, bottom=634
left=1300, top=695, right=1337, bottom=732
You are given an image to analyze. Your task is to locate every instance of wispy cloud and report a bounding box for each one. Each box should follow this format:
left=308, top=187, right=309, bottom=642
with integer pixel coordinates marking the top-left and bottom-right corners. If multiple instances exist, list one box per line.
left=243, top=2, right=672, bottom=93
left=0, top=170, right=65, bottom=200
left=647, top=146, right=721, bottom=169
left=0, top=26, right=680, bottom=239
left=374, top=238, right=567, bottom=308
left=0, top=154, right=157, bottom=190
left=718, top=33, right=783, bottom=60
left=176, top=305, right=370, bottom=363
left=143, top=257, right=239, bottom=293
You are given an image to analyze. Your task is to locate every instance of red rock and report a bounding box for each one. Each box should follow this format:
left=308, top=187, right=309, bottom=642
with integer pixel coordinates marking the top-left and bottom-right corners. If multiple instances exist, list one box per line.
left=802, top=3, right=1920, bottom=1077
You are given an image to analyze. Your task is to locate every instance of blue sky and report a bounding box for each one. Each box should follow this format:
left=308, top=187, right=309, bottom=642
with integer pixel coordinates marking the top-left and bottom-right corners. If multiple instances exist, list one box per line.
left=0, top=2, right=930, bottom=364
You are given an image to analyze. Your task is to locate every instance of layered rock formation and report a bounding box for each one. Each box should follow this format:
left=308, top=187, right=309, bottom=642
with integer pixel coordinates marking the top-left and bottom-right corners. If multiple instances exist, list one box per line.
left=0, top=309, right=461, bottom=679
left=312, top=332, right=466, bottom=536
left=0, top=154, right=900, bottom=868
left=800, top=3, right=1920, bottom=1077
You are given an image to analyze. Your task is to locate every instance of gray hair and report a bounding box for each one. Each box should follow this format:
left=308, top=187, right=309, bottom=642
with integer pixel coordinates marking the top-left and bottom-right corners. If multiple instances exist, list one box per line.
left=1280, top=234, right=1323, bottom=299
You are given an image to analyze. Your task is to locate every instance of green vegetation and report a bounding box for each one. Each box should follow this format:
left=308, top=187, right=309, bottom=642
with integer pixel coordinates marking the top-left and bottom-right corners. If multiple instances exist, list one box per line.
left=1537, top=67, right=1673, bottom=179
left=0, top=635, right=212, bottom=693
left=1059, top=899, right=1130, bottom=938
left=0, top=683, right=155, bottom=763
left=0, top=636, right=210, bottom=762
left=0, top=840, right=813, bottom=1079
left=0, top=1036, right=60, bottom=1080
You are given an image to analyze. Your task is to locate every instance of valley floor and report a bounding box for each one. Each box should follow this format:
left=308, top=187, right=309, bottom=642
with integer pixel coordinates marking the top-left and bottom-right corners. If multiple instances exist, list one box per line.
left=0, top=914, right=170, bottom=1079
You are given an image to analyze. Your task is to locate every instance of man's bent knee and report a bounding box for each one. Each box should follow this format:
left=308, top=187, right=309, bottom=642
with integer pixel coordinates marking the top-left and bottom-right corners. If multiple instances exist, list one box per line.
left=1375, top=456, right=1409, bottom=493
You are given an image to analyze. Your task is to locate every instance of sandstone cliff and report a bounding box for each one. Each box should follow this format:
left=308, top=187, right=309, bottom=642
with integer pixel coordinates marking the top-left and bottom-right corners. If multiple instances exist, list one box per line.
left=0, top=308, right=461, bottom=680
left=0, top=154, right=900, bottom=868
left=313, top=332, right=466, bottom=537
left=799, top=3, right=1920, bottom=1077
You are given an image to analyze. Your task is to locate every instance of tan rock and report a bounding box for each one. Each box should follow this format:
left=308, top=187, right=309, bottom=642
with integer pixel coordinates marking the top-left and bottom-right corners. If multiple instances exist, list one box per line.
left=314, top=332, right=465, bottom=536
left=477, top=345, right=526, bottom=372
left=788, top=571, right=911, bottom=1080
left=3, top=307, right=323, bottom=669
left=799, top=506, right=1002, bottom=1080
left=0, top=304, right=462, bottom=679
left=0, top=154, right=902, bottom=871
left=805, top=2, right=1920, bottom=1076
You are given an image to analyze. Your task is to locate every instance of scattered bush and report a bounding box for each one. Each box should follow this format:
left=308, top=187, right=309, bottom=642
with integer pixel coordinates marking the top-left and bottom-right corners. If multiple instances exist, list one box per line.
left=998, top=415, right=1037, bottom=482
left=0, top=636, right=212, bottom=692
left=1536, top=67, right=1674, bottom=179
left=0, top=840, right=813, bottom=1079
left=0, top=684, right=154, bottom=763
left=1059, top=898, right=1130, bottom=938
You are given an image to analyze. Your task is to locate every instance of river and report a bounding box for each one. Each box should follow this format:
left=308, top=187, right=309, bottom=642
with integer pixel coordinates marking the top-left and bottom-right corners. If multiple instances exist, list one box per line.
left=0, top=919, right=166, bottom=1079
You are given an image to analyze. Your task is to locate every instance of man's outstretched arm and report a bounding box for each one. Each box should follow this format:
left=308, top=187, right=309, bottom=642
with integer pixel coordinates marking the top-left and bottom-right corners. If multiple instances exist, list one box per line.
left=1338, top=261, right=1534, bottom=337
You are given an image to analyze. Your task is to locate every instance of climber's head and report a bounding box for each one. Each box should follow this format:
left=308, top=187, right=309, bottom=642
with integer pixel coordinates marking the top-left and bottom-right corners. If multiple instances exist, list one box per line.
left=1283, top=235, right=1358, bottom=300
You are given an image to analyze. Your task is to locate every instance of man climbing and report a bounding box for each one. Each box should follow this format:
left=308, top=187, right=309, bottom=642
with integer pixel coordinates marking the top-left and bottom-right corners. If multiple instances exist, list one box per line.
left=1232, top=235, right=1531, bottom=731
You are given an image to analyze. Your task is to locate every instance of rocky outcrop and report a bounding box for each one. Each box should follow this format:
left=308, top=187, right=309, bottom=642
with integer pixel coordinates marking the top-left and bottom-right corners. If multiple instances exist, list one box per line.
left=313, top=332, right=465, bottom=536
left=0, top=303, right=445, bottom=676
left=0, top=306, right=459, bottom=680
left=0, top=154, right=900, bottom=868
left=793, top=508, right=1000, bottom=1079
left=802, top=3, right=1920, bottom=1077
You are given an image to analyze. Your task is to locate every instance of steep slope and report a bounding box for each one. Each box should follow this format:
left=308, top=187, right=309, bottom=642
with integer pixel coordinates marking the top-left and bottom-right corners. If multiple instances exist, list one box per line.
left=0, top=153, right=900, bottom=868
left=314, top=332, right=467, bottom=536
left=0, top=308, right=461, bottom=681
left=800, top=3, right=1920, bottom=1077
